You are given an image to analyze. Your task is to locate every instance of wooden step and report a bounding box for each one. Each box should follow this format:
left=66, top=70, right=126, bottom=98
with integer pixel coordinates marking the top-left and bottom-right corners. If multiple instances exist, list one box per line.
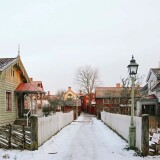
left=14, top=119, right=30, bottom=126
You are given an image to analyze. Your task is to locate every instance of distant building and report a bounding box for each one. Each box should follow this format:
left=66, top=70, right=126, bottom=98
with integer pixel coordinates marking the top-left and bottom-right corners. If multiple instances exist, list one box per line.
left=63, top=87, right=81, bottom=114
left=80, top=93, right=96, bottom=115
left=95, top=83, right=130, bottom=114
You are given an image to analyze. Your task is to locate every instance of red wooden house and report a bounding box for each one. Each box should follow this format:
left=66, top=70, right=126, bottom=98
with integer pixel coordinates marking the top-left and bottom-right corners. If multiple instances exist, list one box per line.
left=95, top=83, right=131, bottom=114
left=80, top=92, right=96, bottom=115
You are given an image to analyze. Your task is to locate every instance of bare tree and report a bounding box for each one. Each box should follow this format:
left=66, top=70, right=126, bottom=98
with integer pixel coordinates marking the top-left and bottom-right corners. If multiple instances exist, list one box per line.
left=120, top=75, right=144, bottom=114
left=75, top=65, right=100, bottom=108
left=44, top=89, right=66, bottom=113
left=75, top=65, right=100, bottom=95
left=55, top=89, right=66, bottom=112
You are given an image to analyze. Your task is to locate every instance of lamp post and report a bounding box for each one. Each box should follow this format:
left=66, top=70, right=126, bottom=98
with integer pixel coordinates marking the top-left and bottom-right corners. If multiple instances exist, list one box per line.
left=127, top=55, right=139, bottom=148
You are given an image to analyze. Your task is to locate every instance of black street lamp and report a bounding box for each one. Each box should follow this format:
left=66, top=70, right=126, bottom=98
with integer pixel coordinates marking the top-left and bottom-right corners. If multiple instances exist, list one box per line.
left=127, top=55, right=139, bottom=148
left=128, top=55, right=139, bottom=76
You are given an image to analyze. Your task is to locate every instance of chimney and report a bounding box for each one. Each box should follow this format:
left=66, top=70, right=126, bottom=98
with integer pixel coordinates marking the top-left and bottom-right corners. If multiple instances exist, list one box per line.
left=30, top=78, right=33, bottom=81
left=48, top=91, right=50, bottom=96
left=68, top=87, right=71, bottom=91
left=116, top=83, right=120, bottom=88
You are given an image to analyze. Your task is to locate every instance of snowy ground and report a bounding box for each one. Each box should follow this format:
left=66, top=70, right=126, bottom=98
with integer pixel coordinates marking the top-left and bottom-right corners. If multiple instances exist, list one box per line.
left=0, top=113, right=160, bottom=160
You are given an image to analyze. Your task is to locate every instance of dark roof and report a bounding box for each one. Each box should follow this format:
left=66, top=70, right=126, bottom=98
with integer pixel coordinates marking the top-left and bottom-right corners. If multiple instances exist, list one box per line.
left=0, top=58, right=16, bottom=71
left=151, top=68, right=160, bottom=78
left=152, top=81, right=160, bottom=91
left=147, top=68, right=160, bottom=81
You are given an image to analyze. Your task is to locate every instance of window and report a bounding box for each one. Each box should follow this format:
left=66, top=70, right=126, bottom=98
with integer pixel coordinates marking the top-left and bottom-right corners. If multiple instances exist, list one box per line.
left=6, top=91, right=12, bottom=111
left=11, top=69, right=15, bottom=77
left=67, top=94, right=73, bottom=99
left=104, top=98, right=110, bottom=104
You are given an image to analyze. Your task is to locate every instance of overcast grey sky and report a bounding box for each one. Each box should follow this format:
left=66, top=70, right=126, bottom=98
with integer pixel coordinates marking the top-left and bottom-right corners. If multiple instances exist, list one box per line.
left=0, top=0, right=160, bottom=94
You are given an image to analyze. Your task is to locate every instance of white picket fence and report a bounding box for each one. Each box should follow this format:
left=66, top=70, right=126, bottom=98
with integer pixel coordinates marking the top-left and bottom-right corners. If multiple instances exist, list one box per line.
left=101, top=111, right=142, bottom=151
left=38, top=111, right=74, bottom=146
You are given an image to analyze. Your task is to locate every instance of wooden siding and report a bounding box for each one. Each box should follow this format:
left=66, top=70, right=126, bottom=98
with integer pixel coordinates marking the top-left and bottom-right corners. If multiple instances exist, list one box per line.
left=0, top=64, right=23, bottom=126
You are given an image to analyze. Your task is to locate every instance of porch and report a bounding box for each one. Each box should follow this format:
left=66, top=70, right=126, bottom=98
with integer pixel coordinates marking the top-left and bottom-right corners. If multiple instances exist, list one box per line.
left=14, top=82, right=45, bottom=125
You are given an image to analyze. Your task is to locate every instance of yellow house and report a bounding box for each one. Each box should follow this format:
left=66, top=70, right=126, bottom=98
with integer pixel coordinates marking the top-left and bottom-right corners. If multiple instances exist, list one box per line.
left=64, top=87, right=78, bottom=100
left=0, top=54, right=45, bottom=126
left=0, top=54, right=30, bottom=126
left=63, top=87, right=81, bottom=117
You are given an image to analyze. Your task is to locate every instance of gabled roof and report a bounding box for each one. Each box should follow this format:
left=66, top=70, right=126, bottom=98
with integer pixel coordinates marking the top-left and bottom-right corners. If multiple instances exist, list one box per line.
left=152, top=81, right=160, bottom=91
left=31, top=81, right=44, bottom=91
left=0, top=55, right=30, bottom=82
left=152, top=68, right=160, bottom=77
left=0, top=58, right=17, bottom=71
left=146, top=68, right=160, bottom=82
left=15, top=82, right=45, bottom=94
left=64, top=87, right=78, bottom=99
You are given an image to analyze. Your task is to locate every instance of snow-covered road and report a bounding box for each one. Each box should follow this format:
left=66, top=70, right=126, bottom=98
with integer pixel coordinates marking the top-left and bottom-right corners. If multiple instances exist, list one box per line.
left=0, top=112, right=160, bottom=160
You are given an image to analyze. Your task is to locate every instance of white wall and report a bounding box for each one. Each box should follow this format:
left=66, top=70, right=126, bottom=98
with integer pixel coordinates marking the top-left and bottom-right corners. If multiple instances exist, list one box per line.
left=38, top=111, right=74, bottom=146
left=101, top=111, right=142, bottom=151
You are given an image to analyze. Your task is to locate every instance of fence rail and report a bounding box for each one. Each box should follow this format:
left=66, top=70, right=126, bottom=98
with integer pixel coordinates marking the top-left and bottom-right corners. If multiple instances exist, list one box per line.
left=0, top=124, right=31, bottom=150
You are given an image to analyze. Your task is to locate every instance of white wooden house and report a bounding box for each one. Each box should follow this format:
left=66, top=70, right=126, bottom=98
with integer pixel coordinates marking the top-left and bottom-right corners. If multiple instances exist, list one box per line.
left=136, top=68, right=160, bottom=116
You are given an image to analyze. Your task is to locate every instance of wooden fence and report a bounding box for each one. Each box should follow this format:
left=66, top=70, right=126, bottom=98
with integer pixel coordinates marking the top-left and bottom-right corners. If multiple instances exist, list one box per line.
left=0, top=111, right=74, bottom=150
left=0, top=124, right=31, bottom=150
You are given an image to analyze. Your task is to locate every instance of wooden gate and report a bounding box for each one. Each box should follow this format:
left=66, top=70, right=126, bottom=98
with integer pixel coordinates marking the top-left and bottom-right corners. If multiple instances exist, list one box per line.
left=0, top=124, right=31, bottom=150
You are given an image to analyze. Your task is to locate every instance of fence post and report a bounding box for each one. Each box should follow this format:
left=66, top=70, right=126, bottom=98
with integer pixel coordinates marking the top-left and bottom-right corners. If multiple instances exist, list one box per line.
left=30, top=115, right=38, bottom=150
left=141, top=114, right=149, bottom=156
left=8, top=124, right=12, bottom=148
left=22, top=125, right=25, bottom=149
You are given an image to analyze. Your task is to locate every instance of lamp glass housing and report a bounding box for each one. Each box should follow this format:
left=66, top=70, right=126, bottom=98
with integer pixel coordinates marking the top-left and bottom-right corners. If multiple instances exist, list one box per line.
left=127, top=56, right=139, bottom=76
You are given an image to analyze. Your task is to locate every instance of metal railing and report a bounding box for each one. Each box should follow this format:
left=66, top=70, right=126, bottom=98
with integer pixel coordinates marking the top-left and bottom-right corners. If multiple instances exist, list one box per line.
left=24, top=109, right=32, bottom=126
